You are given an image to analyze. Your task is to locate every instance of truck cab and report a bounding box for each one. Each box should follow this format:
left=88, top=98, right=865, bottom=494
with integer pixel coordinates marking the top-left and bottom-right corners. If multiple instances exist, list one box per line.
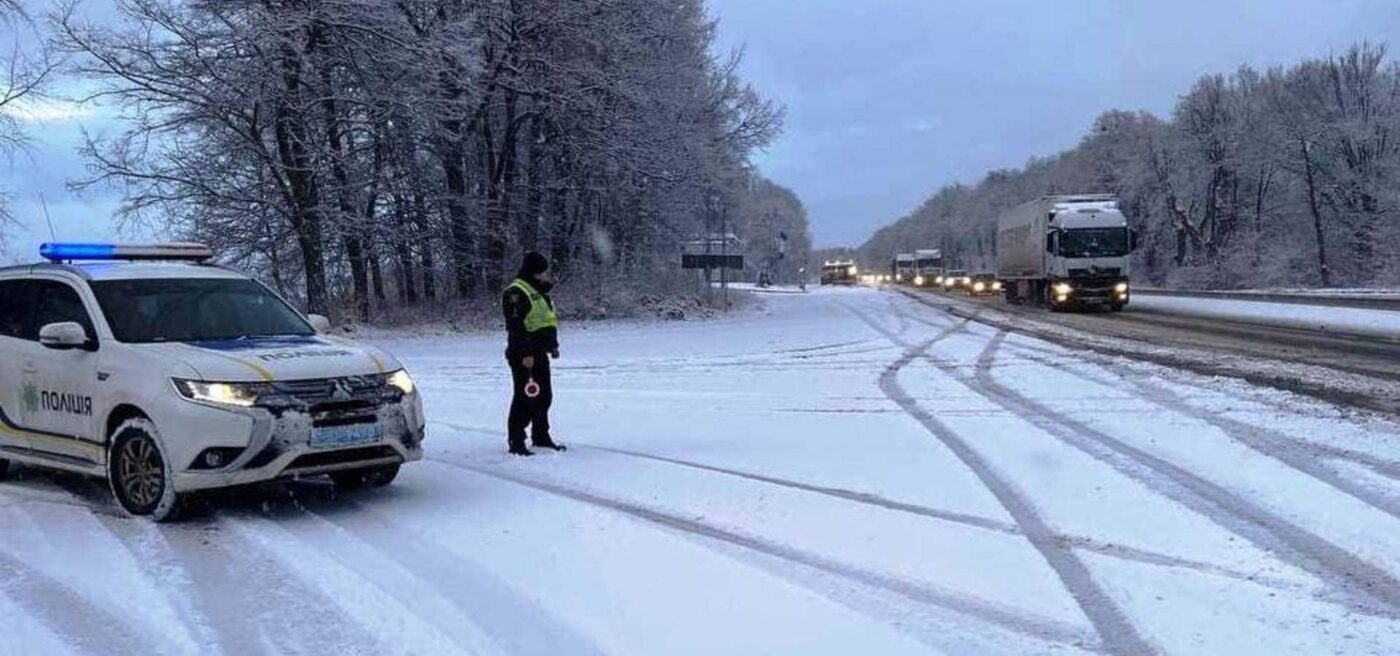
left=1043, top=202, right=1134, bottom=309
left=821, top=260, right=859, bottom=285
left=913, top=249, right=943, bottom=287
left=997, top=195, right=1138, bottom=311
left=892, top=254, right=916, bottom=284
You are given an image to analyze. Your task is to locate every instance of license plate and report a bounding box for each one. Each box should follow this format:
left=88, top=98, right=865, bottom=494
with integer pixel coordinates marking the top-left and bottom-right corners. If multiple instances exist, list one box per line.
left=311, top=423, right=382, bottom=449
left=1081, top=297, right=1105, bottom=305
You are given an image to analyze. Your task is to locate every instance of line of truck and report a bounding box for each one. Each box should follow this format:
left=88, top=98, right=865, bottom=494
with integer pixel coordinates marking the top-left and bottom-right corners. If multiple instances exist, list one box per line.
left=887, top=194, right=1140, bottom=311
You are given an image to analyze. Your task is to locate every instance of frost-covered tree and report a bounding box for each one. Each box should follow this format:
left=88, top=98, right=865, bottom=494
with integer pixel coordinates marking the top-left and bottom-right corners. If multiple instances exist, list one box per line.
left=0, top=0, right=55, bottom=252
left=860, top=42, right=1400, bottom=290
left=57, top=0, right=783, bottom=319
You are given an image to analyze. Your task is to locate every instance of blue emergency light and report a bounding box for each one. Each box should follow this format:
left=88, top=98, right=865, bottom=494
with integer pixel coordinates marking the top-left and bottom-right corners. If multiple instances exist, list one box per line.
left=40, top=242, right=214, bottom=263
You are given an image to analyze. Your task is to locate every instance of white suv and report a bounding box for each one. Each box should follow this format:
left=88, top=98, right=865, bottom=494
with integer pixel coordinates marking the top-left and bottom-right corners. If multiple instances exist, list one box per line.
left=0, top=243, right=425, bottom=520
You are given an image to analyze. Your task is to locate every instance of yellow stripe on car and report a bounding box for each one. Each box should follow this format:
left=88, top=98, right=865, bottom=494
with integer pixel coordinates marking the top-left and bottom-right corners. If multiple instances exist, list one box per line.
left=181, top=345, right=277, bottom=382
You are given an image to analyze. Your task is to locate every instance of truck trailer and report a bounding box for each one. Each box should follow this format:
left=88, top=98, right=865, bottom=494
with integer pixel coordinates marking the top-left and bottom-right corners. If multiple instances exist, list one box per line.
left=995, top=195, right=1137, bottom=310
left=913, top=249, right=944, bottom=287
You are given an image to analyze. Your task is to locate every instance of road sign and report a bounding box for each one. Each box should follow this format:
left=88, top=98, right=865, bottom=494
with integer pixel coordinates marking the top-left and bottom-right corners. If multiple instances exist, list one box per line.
left=682, top=254, right=744, bottom=270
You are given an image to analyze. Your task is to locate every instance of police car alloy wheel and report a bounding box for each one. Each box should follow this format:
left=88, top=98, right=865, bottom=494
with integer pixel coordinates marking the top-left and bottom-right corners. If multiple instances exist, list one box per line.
left=108, top=418, right=184, bottom=521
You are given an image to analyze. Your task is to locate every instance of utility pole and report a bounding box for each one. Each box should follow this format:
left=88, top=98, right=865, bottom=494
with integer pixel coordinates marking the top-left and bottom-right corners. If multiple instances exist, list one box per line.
left=720, top=197, right=729, bottom=309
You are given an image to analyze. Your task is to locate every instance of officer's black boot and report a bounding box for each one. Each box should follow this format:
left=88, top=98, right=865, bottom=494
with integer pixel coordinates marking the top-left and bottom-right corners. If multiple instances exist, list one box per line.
left=508, top=442, right=534, bottom=456
left=533, top=437, right=566, bottom=452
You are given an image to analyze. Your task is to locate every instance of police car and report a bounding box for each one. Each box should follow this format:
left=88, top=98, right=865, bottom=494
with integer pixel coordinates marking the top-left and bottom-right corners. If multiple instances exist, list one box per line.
left=0, top=243, right=425, bottom=520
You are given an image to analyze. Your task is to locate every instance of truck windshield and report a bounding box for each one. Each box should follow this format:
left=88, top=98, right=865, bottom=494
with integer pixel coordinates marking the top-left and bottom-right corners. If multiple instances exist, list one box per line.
left=1058, top=227, right=1130, bottom=258
left=91, top=278, right=315, bottom=344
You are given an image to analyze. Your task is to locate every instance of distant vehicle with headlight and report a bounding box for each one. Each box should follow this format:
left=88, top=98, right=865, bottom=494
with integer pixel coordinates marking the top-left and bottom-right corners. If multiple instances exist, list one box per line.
left=820, top=260, right=859, bottom=286
left=941, top=269, right=970, bottom=290
left=966, top=273, right=1001, bottom=296
left=0, top=243, right=425, bottom=521
left=892, top=253, right=916, bottom=284
left=913, top=249, right=944, bottom=287
left=995, top=195, right=1138, bottom=311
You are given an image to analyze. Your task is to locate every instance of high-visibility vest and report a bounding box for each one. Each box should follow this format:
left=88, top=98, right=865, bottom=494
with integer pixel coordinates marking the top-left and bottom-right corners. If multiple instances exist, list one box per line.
left=507, top=279, right=559, bottom=333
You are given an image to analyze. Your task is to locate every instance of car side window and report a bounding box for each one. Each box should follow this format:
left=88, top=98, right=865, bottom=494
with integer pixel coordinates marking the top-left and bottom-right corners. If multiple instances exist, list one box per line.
left=32, top=280, right=96, bottom=342
left=0, top=279, right=34, bottom=340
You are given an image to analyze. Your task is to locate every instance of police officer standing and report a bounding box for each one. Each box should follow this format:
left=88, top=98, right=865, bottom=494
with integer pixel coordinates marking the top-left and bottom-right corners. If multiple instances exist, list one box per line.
left=502, top=252, right=566, bottom=456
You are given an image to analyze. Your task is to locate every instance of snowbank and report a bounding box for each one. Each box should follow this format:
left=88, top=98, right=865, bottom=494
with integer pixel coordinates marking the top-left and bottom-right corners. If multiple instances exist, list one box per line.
left=1131, top=294, right=1400, bottom=342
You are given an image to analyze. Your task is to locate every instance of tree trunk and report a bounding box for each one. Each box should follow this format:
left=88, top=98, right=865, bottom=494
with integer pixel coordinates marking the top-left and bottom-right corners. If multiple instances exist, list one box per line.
left=273, top=37, right=328, bottom=315
left=1301, top=140, right=1333, bottom=287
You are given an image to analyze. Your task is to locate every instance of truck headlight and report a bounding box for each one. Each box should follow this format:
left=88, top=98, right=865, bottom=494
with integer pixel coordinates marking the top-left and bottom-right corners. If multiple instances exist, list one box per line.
left=992, top=281, right=1003, bottom=291
left=914, top=275, right=925, bottom=286
left=1114, top=282, right=1129, bottom=294
left=848, top=266, right=858, bottom=276
left=387, top=369, right=417, bottom=396
left=1053, top=282, right=1074, bottom=295
left=173, top=379, right=266, bottom=408
left=973, top=282, right=985, bottom=291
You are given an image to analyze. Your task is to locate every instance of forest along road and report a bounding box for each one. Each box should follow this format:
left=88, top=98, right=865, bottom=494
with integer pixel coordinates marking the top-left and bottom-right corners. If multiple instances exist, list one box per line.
left=899, top=286, right=1400, bottom=414
left=3, top=287, right=1400, bottom=655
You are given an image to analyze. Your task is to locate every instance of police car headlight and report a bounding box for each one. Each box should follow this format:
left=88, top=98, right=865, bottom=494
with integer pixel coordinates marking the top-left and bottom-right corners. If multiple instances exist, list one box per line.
left=387, top=369, right=417, bottom=396
left=173, top=379, right=265, bottom=408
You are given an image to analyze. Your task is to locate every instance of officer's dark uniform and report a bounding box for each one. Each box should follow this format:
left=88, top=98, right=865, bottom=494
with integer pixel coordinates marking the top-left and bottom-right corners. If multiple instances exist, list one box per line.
left=502, top=254, right=564, bottom=455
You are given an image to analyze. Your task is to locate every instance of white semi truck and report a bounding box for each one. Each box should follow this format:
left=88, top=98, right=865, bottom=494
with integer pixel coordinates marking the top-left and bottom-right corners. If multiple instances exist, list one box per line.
left=996, top=194, right=1138, bottom=310
left=913, top=249, right=944, bottom=287
left=892, top=253, right=916, bottom=284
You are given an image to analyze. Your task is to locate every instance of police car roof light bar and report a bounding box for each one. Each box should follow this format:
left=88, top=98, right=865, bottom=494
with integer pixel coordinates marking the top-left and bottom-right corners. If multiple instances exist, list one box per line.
left=40, top=242, right=215, bottom=263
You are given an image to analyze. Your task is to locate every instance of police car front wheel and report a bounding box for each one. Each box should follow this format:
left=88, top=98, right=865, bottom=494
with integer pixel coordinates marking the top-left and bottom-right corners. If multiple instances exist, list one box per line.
left=109, top=419, right=184, bottom=521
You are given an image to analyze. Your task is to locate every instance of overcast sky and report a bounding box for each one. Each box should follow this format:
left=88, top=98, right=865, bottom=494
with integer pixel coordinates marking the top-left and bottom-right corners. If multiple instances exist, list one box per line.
left=706, top=0, right=1400, bottom=246
left=4, top=1, right=1400, bottom=261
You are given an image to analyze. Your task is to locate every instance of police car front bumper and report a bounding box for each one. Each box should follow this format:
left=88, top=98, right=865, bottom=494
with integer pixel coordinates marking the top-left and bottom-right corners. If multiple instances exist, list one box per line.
left=170, top=387, right=425, bottom=493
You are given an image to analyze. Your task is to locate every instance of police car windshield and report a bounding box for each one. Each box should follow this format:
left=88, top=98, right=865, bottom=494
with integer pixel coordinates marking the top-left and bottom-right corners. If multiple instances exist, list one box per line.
left=90, top=278, right=315, bottom=344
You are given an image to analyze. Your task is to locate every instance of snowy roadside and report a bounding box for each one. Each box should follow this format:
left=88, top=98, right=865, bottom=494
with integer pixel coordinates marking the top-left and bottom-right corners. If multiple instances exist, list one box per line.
left=1132, top=294, right=1400, bottom=341
left=341, top=288, right=768, bottom=341
left=2, top=286, right=1399, bottom=655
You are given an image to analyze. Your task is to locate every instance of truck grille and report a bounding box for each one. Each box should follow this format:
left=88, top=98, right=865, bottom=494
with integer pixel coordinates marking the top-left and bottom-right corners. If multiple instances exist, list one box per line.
left=1068, top=267, right=1121, bottom=278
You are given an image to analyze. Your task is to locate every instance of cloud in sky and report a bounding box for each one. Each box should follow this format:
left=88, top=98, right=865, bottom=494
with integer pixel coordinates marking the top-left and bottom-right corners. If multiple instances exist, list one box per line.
left=8, top=97, right=96, bottom=124
left=706, top=0, right=1400, bottom=247
left=5, top=0, right=1400, bottom=260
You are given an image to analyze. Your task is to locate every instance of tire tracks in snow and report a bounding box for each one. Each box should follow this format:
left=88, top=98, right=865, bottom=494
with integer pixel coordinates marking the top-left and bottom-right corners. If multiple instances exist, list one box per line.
left=569, top=443, right=1309, bottom=594
left=1000, top=337, right=1400, bottom=486
left=0, top=548, right=157, bottom=655
left=992, top=336, right=1400, bottom=519
left=431, top=418, right=1305, bottom=594
left=297, top=499, right=608, bottom=656
left=847, top=305, right=1160, bottom=656
left=155, top=516, right=387, bottom=655
left=949, top=325, right=1400, bottom=616
left=425, top=455, right=1102, bottom=651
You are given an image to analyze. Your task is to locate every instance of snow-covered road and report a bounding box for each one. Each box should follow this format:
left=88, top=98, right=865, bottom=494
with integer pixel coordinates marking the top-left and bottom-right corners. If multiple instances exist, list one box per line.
left=3, top=287, right=1400, bottom=655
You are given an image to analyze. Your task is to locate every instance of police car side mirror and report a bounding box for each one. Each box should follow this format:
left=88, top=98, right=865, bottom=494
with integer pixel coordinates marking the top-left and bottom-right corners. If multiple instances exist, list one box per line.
left=39, top=322, right=93, bottom=351
left=307, top=314, right=331, bottom=333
